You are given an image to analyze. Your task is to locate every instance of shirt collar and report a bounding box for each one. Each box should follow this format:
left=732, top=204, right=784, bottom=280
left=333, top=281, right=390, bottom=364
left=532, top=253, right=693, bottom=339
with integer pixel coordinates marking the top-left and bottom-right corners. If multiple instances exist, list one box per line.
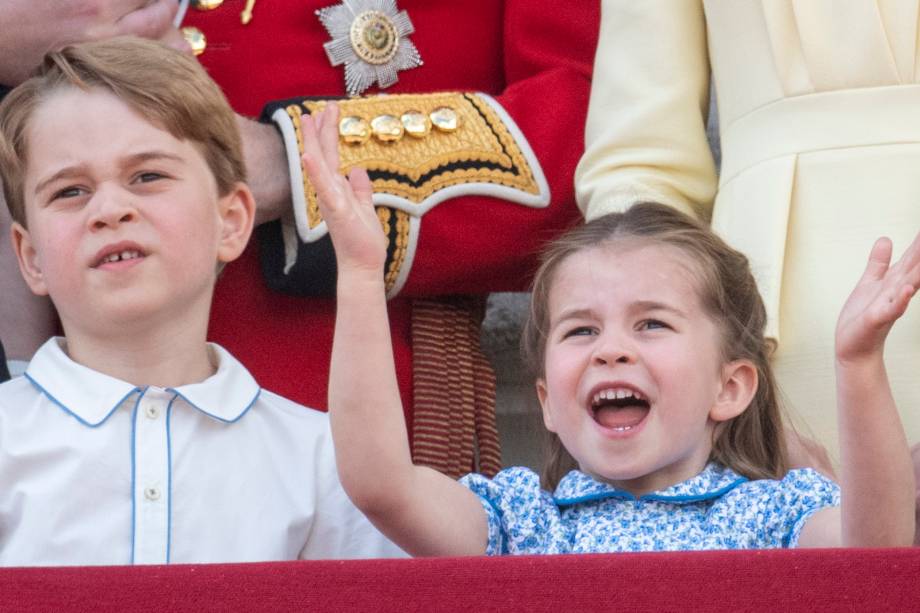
left=25, top=338, right=260, bottom=427
left=553, top=462, right=748, bottom=506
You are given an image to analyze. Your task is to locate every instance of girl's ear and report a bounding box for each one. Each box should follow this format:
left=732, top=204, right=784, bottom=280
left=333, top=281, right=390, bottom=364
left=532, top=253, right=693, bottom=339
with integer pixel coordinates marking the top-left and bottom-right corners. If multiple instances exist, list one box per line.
left=11, top=222, right=49, bottom=296
left=216, top=182, right=256, bottom=264
left=536, top=378, right=558, bottom=433
left=710, top=359, right=758, bottom=422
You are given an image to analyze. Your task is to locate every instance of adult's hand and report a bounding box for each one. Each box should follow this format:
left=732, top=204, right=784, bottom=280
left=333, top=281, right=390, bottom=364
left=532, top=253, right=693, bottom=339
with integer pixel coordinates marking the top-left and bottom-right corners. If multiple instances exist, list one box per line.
left=236, top=115, right=293, bottom=226
left=0, top=0, right=188, bottom=86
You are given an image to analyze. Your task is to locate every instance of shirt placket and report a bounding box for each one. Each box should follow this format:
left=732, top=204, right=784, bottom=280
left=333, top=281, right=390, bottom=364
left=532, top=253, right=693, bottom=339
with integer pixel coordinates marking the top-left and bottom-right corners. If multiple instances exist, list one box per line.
left=132, top=388, right=174, bottom=564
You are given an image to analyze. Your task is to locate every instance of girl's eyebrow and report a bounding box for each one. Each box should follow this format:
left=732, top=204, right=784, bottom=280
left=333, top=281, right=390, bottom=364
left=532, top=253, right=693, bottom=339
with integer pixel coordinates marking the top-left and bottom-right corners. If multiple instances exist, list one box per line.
left=33, top=151, right=184, bottom=195
left=629, top=300, right=688, bottom=318
left=550, top=307, right=596, bottom=327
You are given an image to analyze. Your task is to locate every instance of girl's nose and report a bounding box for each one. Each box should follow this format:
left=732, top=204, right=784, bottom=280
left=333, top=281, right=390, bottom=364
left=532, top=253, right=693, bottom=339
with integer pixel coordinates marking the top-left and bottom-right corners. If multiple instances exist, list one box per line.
left=592, top=333, right=636, bottom=366
left=88, top=188, right=138, bottom=230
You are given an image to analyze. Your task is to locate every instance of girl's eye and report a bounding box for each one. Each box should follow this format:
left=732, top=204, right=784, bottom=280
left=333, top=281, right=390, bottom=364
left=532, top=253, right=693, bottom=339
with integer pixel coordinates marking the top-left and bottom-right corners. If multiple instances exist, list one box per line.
left=562, top=326, right=596, bottom=339
left=639, top=319, right=670, bottom=331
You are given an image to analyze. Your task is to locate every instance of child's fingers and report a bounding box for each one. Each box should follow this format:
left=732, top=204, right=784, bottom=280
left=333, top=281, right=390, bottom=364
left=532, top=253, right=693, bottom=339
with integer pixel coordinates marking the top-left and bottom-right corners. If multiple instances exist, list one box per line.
left=319, top=102, right=342, bottom=171
left=301, top=120, right=347, bottom=217
left=300, top=113, right=334, bottom=177
left=896, top=229, right=920, bottom=272
left=348, top=167, right=374, bottom=207
left=859, top=237, right=893, bottom=283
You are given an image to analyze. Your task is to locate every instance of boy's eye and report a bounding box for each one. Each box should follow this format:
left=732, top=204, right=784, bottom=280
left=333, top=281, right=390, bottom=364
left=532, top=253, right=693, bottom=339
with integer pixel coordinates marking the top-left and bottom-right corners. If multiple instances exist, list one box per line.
left=562, top=326, right=596, bottom=339
left=51, top=186, right=86, bottom=201
left=134, top=172, right=165, bottom=183
left=639, top=319, right=670, bottom=331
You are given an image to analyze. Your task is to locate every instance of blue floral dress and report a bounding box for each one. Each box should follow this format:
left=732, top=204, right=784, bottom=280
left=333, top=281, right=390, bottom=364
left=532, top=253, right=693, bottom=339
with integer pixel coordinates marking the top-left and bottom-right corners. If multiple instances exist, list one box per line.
left=460, top=463, right=839, bottom=555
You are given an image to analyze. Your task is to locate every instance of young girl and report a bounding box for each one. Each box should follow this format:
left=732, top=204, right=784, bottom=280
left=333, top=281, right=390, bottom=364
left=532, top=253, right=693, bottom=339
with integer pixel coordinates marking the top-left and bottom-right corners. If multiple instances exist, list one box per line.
left=303, top=103, right=917, bottom=555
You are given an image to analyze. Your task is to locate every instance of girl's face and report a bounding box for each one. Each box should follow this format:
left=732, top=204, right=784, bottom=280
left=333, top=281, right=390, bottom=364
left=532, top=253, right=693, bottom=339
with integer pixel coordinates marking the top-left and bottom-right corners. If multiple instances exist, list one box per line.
left=537, top=242, right=753, bottom=496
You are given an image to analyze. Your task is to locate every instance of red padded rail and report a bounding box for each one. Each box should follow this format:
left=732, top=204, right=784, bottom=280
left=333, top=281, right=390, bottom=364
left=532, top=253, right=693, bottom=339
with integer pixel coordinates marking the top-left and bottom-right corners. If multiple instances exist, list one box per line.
left=1, top=548, right=917, bottom=611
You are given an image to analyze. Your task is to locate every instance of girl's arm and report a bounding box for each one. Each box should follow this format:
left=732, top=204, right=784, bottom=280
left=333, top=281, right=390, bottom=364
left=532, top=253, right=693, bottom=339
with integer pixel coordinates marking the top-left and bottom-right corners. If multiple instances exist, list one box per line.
left=301, top=104, right=488, bottom=557
left=799, top=235, right=920, bottom=547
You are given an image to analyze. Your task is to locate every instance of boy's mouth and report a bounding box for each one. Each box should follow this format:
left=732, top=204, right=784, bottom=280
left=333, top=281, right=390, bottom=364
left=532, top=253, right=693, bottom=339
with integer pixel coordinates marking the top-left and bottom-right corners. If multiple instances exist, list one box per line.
left=590, top=387, right=650, bottom=432
left=92, top=243, right=147, bottom=268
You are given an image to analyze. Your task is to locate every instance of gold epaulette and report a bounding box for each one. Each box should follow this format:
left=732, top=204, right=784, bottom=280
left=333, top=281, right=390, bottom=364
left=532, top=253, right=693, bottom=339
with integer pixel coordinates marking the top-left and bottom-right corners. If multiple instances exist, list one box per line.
left=269, top=92, right=549, bottom=296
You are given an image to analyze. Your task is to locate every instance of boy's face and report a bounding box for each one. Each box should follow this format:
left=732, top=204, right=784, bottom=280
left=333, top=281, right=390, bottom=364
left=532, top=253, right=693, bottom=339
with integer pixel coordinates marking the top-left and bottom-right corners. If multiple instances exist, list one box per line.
left=12, top=87, right=253, bottom=336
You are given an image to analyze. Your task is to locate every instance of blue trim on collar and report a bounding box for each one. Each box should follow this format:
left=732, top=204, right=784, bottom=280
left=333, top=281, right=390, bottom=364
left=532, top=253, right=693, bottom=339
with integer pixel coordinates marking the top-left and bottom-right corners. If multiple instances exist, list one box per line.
left=553, top=464, right=749, bottom=507
left=640, top=478, right=748, bottom=503
left=25, top=372, right=139, bottom=428
left=167, top=387, right=262, bottom=424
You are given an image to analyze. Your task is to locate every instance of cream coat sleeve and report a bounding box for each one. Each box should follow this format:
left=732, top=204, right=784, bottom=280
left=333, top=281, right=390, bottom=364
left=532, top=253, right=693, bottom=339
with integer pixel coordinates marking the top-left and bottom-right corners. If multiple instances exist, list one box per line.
left=575, top=0, right=717, bottom=221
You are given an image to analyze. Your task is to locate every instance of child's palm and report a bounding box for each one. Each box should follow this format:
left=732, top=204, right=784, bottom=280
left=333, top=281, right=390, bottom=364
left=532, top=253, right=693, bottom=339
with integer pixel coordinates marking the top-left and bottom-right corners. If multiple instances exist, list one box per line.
left=300, top=104, right=387, bottom=275
left=836, top=235, right=920, bottom=363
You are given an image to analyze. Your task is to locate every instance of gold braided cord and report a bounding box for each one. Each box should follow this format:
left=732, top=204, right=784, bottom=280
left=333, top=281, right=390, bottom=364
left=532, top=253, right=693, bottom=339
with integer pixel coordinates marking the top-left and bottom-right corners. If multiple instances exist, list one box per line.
left=411, top=297, right=501, bottom=480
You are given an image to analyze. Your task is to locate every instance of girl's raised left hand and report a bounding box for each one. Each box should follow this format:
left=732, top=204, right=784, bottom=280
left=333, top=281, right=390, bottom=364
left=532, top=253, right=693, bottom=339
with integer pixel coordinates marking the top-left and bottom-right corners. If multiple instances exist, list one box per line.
left=836, top=233, right=920, bottom=364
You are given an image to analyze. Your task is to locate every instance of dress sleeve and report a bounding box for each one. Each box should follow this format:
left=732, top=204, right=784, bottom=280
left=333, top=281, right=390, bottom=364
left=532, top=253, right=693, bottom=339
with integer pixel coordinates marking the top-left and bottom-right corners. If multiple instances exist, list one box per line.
left=259, top=0, right=599, bottom=298
left=575, top=0, right=717, bottom=222
left=771, top=469, right=841, bottom=548
left=461, top=467, right=562, bottom=556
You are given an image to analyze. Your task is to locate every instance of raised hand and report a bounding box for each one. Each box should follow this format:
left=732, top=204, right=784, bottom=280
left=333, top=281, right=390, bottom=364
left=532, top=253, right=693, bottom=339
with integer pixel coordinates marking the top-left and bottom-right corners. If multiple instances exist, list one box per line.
left=836, top=233, right=920, bottom=364
left=300, top=103, right=387, bottom=279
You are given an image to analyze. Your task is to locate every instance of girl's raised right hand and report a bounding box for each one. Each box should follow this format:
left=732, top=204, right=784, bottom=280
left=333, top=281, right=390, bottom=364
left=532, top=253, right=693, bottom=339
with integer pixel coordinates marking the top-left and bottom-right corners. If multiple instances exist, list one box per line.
left=835, top=233, right=920, bottom=365
left=300, top=103, right=387, bottom=280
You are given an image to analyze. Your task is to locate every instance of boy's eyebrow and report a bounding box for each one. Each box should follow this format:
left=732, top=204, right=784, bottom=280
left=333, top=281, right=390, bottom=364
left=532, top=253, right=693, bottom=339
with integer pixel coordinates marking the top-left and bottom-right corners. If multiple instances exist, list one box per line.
left=33, top=151, right=185, bottom=195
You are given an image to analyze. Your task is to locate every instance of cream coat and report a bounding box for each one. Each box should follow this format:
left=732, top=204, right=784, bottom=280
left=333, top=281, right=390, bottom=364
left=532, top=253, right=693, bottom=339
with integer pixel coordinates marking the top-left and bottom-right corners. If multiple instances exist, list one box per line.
left=577, top=0, right=920, bottom=455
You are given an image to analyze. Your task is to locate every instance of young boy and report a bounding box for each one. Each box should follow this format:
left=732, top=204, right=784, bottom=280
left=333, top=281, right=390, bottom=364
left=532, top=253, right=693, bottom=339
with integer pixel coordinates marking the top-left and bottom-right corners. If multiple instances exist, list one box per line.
left=0, top=37, right=403, bottom=565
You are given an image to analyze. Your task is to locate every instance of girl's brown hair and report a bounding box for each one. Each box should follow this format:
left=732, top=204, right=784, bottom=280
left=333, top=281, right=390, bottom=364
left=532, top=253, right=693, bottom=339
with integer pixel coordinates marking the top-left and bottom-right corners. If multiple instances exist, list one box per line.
left=522, top=203, right=788, bottom=490
left=0, top=37, right=245, bottom=227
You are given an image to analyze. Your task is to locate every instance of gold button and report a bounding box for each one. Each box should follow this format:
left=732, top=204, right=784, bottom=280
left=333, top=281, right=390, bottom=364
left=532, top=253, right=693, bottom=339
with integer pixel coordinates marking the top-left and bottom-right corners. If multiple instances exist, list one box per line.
left=371, top=114, right=404, bottom=142
left=193, top=0, right=224, bottom=10
left=339, top=116, right=371, bottom=145
left=181, top=27, right=207, bottom=56
left=430, top=107, right=459, bottom=132
left=401, top=111, right=431, bottom=138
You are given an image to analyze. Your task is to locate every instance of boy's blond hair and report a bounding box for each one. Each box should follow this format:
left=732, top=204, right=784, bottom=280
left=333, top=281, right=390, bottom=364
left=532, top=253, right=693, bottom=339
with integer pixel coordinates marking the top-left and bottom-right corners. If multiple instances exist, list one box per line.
left=0, top=37, right=245, bottom=226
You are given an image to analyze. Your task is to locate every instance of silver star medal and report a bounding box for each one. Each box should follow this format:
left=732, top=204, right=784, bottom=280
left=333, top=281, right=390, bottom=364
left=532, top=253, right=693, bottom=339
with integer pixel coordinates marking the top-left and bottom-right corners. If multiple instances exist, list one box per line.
left=317, top=0, right=423, bottom=96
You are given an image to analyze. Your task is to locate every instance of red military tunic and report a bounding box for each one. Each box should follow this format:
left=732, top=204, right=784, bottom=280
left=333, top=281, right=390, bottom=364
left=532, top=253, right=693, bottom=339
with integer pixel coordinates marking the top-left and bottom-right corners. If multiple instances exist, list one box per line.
left=184, top=2, right=598, bottom=429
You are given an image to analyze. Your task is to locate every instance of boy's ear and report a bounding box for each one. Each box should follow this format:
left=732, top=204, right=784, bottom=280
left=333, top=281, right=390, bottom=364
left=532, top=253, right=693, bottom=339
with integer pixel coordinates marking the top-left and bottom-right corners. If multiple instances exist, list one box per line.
left=216, top=182, right=256, bottom=264
left=536, top=378, right=558, bottom=433
left=710, top=359, right=758, bottom=422
left=10, top=222, right=49, bottom=296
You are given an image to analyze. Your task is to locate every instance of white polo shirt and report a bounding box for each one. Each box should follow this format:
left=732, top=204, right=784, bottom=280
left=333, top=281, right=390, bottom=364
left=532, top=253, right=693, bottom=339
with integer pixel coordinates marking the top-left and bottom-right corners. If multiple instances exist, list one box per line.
left=0, top=338, right=404, bottom=566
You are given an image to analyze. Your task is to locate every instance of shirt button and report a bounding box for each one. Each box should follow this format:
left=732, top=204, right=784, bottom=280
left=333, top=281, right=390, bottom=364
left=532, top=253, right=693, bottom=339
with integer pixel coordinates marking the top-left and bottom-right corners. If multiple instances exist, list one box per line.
left=144, top=487, right=161, bottom=501
left=145, top=405, right=160, bottom=419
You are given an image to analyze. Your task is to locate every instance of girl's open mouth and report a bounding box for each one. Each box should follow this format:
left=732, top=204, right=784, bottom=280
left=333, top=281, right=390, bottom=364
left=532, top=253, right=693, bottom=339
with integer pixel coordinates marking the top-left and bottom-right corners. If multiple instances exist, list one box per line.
left=590, top=388, right=650, bottom=432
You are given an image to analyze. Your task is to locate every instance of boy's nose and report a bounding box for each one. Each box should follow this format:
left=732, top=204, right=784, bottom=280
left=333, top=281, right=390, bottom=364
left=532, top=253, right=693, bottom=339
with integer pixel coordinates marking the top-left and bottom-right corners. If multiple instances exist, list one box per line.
left=88, top=189, right=138, bottom=230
